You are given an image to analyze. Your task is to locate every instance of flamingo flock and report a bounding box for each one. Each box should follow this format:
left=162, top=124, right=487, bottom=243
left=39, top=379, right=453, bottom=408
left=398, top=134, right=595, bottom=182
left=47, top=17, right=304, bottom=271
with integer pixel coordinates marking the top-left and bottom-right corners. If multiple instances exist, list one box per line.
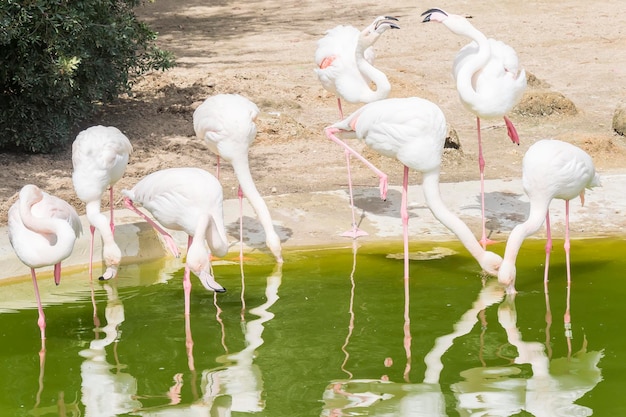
left=6, top=7, right=601, bottom=354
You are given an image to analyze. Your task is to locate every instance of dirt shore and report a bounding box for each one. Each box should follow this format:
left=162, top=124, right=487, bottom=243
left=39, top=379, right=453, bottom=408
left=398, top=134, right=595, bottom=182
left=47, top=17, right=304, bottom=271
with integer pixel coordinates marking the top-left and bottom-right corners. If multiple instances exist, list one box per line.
left=1, top=0, right=625, bottom=228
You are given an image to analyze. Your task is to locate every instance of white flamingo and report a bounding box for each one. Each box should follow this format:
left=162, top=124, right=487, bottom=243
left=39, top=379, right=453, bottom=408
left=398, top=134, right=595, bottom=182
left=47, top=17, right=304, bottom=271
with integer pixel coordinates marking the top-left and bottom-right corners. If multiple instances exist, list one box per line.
left=72, top=125, right=133, bottom=280
left=193, top=93, right=283, bottom=263
left=497, top=139, right=600, bottom=301
left=422, top=8, right=527, bottom=248
left=8, top=184, right=82, bottom=343
left=315, top=15, right=400, bottom=119
left=325, top=97, right=502, bottom=278
left=123, top=167, right=228, bottom=315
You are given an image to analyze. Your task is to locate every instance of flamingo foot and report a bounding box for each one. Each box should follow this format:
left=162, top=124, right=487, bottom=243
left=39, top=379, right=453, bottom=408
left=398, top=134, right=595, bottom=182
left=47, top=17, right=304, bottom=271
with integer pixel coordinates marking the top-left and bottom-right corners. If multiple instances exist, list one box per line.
left=503, top=116, right=520, bottom=145
left=479, top=236, right=498, bottom=249
left=379, top=175, right=389, bottom=201
left=162, top=235, right=180, bottom=258
left=340, top=228, right=369, bottom=239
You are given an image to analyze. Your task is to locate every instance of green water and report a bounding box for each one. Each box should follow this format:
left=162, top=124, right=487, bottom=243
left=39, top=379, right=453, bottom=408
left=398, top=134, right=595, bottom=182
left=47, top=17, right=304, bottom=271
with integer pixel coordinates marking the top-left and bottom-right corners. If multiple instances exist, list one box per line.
left=0, top=238, right=624, bottom=416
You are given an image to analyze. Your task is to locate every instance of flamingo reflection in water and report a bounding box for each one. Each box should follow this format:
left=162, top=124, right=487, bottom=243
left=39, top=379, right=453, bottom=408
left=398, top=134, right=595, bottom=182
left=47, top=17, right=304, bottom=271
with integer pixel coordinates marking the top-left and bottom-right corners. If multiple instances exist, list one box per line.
left=80, top=280, right=142, bottom=415
left=322, top=279, right=505, bottom=416
left=136, top=263, right=282, bottom=416
left=453, top=290, right=603, bottom=416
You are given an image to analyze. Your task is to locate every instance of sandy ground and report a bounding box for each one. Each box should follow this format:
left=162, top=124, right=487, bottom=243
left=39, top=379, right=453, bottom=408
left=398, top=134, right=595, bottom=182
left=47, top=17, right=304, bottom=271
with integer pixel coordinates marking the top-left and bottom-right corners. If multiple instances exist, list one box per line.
left=1, top=0, right=625, bottom=229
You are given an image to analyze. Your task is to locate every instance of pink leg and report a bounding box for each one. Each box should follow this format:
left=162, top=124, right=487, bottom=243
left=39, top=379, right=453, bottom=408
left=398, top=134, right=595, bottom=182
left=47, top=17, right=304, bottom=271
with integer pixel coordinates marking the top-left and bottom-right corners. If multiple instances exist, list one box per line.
left=238, top=185, right=245, bottom=261
left=401, top=166, right=412, bottom=382
left=337, top=98, right=344, bottom=120
left=503, top=116, right=520, bottom=145
left=564, top=200, right=572, bottom=346
left=89, top=225, right=95, bottom=281
left=183, top=236, right=193, bottom=317
left=543, top=212, right=552, bottom=293
left=109, top=186, right=115, bottom=234
left=401, top=166, right=410, bottom=280
left=31, top=269, right=46, bottom=342
left=340, top=149, right=368, bottom=238
left=185, top=313, right=195, bottom=372
left=324, top=127, right=388, bottom=201
left=544, top=290, right=553, bottom=359
left=476, top=118, right=495, bottom=248
left=124, top=197, right=180, bottom=257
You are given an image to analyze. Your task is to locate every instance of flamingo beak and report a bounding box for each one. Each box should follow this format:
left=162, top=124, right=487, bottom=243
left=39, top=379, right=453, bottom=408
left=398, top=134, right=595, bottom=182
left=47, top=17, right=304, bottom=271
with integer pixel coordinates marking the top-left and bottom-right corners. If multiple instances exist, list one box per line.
left=421, top=8, right=448, bottom=23
left=54, top=263, right=61, bottom=286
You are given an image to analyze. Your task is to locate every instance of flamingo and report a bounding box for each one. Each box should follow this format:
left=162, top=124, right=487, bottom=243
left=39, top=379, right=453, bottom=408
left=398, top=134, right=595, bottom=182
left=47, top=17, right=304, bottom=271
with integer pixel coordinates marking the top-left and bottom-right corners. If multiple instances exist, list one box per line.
left=315, top=15, right=400, bottom=119
left=193, top=93, right=283, bottom=263
left=123, top=167, right=228, bottom=315
left=497, top=139, right=600, bottom=299
left=422, top=8, right=527, bottom=248
left=325, top=97, right=503, bottom=278
left=7, top=184, right=82, bottom=344
left=72, top=125, right=133, bottom=281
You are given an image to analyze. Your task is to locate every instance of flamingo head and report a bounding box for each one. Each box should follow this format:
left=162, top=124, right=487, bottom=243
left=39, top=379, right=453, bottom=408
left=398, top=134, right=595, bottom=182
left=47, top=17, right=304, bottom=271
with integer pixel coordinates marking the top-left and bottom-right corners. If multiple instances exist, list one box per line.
left=198, top=270, right=226, bottom=293
left=497, top=260, right=518, bottom=294
left=479, top=250, right=502, bottom=277
left=359, top=16, right=400, bottom=47
left=421, top=8, right=475, bottom=37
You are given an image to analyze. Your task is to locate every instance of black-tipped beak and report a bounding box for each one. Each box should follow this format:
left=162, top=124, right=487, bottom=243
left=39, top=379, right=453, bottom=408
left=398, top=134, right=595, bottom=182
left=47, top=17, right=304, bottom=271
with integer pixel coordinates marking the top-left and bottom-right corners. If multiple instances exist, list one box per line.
left=375, top=16, right=401, bottom=30
left=421, top=8, right=447, bottom=23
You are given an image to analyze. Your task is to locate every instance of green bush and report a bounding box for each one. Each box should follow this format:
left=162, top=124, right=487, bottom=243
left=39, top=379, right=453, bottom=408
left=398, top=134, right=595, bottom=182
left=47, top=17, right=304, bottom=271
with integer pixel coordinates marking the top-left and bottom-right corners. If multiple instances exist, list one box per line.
left=0, top=0, right=174, bottom=153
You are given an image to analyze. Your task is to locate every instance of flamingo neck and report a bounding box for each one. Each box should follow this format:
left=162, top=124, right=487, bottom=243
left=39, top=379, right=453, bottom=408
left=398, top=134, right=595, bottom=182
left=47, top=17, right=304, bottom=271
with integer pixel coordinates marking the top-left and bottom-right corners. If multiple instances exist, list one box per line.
left=421, top=171, right=486, bottom=262
left=502, top=203, right=549, bottom=266
left=354, top=39, right=391, bottom=102
left=452, top=25, right=490, bottom=107
left=19, top=196, right=77, bottom=262
left=231, top=158, right=283, bottom=262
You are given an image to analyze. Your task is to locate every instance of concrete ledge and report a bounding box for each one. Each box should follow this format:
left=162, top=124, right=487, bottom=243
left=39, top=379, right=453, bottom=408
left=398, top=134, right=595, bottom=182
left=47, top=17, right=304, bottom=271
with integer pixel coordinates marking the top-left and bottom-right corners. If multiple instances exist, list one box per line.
left=1, top=174, right=625, bottom=282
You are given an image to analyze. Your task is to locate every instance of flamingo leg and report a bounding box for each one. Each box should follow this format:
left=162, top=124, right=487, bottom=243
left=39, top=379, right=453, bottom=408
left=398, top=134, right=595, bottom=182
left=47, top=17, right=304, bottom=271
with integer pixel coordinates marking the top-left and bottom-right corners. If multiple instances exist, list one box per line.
left=325, top=127, right=388, bottom=200
left=183, top=236, right=193, bottom=317
left=401, top=166, right=410, bottom=280
left=476, top=118, right=496, bottom=248
left=564, top=200, right=573, bottom=351
left=124, top=197, right=180, bottom=257
left=185, top=311, right=195, bottom=372
left=109, top=186, right=115, bottom=234
left=402, top=167, right=412, bottom=381
left=88, top=225, right=95, bottom=281
left=238, top=185, right=245, bottom=261
left=543, top=212, right=553, bottom=292
left=340, top=149, right=368, bottom=238
left=337, top=98, right=344, bottom=120
left=31, top=268, right=46, bottom=343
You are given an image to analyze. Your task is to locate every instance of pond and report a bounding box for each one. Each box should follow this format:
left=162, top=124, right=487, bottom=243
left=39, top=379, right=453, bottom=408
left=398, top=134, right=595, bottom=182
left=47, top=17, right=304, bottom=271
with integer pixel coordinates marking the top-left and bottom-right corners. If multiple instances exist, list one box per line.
left=0, top=238, right=624, bottom=416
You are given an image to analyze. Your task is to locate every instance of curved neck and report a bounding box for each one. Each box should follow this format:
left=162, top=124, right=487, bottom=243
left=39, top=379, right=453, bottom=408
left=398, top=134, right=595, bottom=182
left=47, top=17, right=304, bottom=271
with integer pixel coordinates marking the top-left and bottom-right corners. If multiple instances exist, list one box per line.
left=20, top=196, right=76, bottom=262
left=231, top=158, right=276, bottom=238
left=354, top=41, right=391, bottom=102
left=453, top=26, right=490, bottom=105
left=502, top=203, right=549, bottom=265
left=421, top=172, right=486, bottom=263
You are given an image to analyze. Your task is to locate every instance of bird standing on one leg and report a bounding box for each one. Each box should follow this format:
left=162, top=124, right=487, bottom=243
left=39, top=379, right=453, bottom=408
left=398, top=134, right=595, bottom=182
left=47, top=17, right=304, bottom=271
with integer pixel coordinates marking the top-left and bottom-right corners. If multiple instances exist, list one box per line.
left=8, top=184, right=82, bottom=345
left=72, top=125, right=133, bottom=281
left=193, top=94, right=283, bottom=264
left=325, top=97, right=503, bottom=278
left=497, top=139, right=600, bottom=305
left=422, top=8, right=527, bottom=248
left=123, top=168, right=228, bottom=315
left=315, top=15, right=400, bottom=119
left=316, top=16, right=399, bottom=237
